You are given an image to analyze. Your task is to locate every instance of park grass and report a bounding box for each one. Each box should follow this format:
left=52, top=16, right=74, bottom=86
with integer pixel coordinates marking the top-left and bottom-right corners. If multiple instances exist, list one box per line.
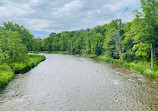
left=0, top=54, right=46, bottom=90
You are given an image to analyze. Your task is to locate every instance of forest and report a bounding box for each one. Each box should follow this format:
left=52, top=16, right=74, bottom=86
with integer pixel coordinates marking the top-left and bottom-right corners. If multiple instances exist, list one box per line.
left=0, top=0, right=158, bottom=89
left=35, top=0, right=158, bottom=77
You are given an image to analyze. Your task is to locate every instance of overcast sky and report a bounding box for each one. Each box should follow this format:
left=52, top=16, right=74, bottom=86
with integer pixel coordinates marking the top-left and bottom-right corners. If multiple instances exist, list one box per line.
left=0, top=0, right=141, bottom=38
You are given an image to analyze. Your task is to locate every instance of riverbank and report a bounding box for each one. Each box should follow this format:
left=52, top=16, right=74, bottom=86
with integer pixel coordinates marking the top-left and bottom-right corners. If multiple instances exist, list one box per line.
left=0, top=54, right=46, bottom=90
left=35, top=51, right=158, bottom=78
left=84, top=55, right=158, bottom=78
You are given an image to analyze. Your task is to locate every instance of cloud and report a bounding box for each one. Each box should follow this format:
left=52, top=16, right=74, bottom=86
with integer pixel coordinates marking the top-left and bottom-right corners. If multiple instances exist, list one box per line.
left=52, top=0, right=83, bottom=17
left=0, top=0, right=141, bottom=38
left=24, top=19, right=51, bottom=31
left=0, top=2, right=33, bottom=18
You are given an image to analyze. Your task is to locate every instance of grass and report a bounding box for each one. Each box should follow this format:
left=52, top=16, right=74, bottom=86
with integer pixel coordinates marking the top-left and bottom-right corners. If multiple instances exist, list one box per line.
left=0, top=64, right=14, bottom=90
left=11, top=55, right=46, bottom=74
left=52, top=51, right=70, bottom=54
left=29, top=51, right=70, bottom=55
left=96, top=55, right=158, bottom=78
left=0, top=54, right=46, bottom=90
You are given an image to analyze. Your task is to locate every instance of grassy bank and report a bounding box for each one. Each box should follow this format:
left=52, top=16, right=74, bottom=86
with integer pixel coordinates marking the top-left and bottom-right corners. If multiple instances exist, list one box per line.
left=93, top=55, right=158, bottom=78
left=30, top=51, right=70, bottom=55
left=0, top=54, right=46, bottom=90
left=0, top=64, right=14, bottom=89
left=11, top=55, right=46, bottom=74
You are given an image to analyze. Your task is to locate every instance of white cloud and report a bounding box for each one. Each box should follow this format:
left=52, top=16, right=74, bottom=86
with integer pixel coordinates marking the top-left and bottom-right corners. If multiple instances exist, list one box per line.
left=30, top=0, right=43, bottom=6
left=24, top=19, right=51, bottom=31
left=52, top=0, right=83, bottom=17
left=0, top=0, right=141, bottom=38
left=0, top=2, right=34, bottom=18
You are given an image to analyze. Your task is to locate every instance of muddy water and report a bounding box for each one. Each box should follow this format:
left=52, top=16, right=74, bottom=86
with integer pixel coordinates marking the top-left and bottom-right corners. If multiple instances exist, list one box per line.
left=0, top=54, right=158, bottom=111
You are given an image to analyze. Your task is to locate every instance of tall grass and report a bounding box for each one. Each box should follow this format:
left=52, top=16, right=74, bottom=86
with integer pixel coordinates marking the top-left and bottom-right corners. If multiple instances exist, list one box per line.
left=0, top=64, right=14, bottom=90
left=96, top=55, right=158, bottom=78
left=11, top=55, right=46, bottom=74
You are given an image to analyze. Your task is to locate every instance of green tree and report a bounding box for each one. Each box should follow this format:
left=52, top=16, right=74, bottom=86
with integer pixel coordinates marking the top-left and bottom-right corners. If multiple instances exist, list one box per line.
left=0, top=29, right=27, bottom=65
left=59, top=33, right=70, bottom=51
left=3, top=21, right=34, bottom=51
left=140, top=0, right=158, bottom=68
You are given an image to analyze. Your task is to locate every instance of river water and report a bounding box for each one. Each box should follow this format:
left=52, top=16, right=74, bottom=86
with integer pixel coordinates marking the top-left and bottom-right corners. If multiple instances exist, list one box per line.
left=0, top=54, right=158, bottom=111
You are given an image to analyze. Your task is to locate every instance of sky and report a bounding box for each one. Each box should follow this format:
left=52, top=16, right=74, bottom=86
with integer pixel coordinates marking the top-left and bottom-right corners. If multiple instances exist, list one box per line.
left=0, top=0, right=141, bottom=39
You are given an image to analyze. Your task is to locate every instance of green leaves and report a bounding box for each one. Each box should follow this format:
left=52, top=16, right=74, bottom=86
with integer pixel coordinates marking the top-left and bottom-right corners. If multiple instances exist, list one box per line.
left=132, top=42, right=150, bottom=58
left=0, top=29, right=28, bottom=64
left=3, top=21, right=34, bottom=51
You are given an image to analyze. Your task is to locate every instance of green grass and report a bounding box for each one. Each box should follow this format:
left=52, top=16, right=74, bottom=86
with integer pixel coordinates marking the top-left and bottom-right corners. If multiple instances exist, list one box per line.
left=11, top=55, right=46, bottom=74
left=96, top=55, right=158, bottom=78
left=0, top=64, right=14, bottom=90
left=52, top=51, right=70, bottom=54
left=0, top=54, right=46, bottom=90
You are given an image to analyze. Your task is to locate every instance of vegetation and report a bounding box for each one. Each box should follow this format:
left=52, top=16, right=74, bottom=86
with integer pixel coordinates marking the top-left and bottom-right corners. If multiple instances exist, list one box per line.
left=37, top=0, right=158, bottom=78
left=0, top=22, right=46, bottom=90
left=0, top=64, right=14, bottom=89
left=11, top=55, right=46, bottom=74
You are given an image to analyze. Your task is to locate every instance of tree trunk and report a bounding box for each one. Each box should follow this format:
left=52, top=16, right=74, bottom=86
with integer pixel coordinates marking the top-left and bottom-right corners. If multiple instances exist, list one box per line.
left=151, top=43, right=153, bottom=69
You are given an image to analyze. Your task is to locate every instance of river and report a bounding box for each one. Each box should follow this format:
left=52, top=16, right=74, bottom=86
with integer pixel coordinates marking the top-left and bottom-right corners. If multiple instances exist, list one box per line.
left=0, top=54, right=158, bottom=111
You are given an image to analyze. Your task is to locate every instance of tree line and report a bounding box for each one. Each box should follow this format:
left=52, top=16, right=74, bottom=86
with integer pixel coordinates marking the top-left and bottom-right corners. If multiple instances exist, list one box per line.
left=37, top=0, right=157, bottom=69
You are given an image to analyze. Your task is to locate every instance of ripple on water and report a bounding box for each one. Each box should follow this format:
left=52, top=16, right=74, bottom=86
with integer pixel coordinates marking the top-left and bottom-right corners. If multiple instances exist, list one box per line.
left=0, top=54, right=158, bottom=111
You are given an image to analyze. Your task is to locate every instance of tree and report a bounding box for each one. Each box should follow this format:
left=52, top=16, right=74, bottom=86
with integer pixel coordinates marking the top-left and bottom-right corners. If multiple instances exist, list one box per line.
left=104, top=28, right=120, bottom=59
left=3, top=21, right=34, bottom=51
left=140, top=0, right=158, bottom=68
left=42, top=36, right=54, bottom=52
left=59, top=33, right=70, bottom=51
left=91, top=33, right=104, bottom=55
left=103, top=19, right=124, bottom=59
left=0, top=29, right=27, bottom=65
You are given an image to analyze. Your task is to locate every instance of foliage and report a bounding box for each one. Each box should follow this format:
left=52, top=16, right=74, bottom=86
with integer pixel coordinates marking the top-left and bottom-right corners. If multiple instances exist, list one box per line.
left=0, top=64, right=14, bottom=89
left=11, top=55, right=46, bottom=74
left=0, top=28, right=28, bottom=64
left=0, top=22, right=46, bottom=90
left=0, top=55, right=46, bottom=90
left=3, top=22, right=34, bottom=51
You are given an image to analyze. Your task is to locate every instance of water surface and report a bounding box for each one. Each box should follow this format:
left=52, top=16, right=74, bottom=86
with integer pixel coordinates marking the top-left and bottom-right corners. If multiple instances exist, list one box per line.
left=0, top=54, right=158, bottom=111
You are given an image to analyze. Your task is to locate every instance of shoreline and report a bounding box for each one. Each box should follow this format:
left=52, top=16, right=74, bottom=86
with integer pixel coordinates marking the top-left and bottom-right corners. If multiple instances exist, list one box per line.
left=35, top=51, right=158, bottom=79
left=0, top=54, right=46, bottom=90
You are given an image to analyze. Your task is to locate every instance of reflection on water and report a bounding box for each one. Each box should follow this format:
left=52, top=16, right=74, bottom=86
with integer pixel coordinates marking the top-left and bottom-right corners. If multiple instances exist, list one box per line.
left=0, top=54, right=158, bottom=111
